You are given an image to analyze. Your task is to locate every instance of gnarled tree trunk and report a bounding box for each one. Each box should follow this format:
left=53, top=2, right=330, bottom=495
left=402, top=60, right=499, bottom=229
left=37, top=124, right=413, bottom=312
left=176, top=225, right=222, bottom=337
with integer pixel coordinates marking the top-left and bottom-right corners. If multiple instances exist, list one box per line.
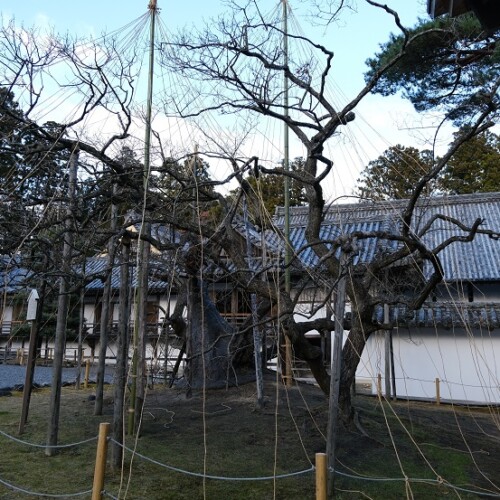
left=186, top=278, right=255, bottom=390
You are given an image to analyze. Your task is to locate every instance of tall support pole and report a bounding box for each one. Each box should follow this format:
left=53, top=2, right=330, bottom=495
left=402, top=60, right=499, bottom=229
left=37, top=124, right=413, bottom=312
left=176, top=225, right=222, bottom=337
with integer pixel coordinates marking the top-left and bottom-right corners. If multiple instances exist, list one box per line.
left=112, top=234, right=131, bottom=468
left=95, top=187, right=118, bottom=414
left=243, top=195, right=264, bottom=408
left=384, top=304, right=391, bottom=399
left=326, top=252, right=347, bottom=496
left=128, top=0, right=156, bottom=435
left=185, top=149, right=198, bottom=396
left=19, top=290, right=40, bottom=434
left=75, top=273, right=86, bottom=390
left=390, top=329, right=397, bottom=400
left=19, top=280, right=46, bottom=432
left=134, top=230, right=150, bottom=420
left=282, top=0, right=293, bottom=386
left=46, top=148, right=79, bottom=456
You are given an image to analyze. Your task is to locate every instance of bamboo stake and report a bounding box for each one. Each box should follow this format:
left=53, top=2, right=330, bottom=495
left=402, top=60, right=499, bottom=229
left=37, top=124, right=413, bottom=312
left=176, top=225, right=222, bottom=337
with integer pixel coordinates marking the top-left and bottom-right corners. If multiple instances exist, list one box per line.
left=84, top=359, right=91, bottom=389
left=435, top=377, right=441, bottom=405
left=316, top=453, right=327, bottom=500
left=92, top=422, right=110, bottom=500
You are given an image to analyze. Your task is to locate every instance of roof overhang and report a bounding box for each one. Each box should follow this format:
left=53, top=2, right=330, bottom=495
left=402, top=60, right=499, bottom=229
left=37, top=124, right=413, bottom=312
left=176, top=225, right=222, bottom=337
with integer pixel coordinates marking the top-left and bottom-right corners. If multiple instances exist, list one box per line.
left=427, top=0, right=500, bottom=31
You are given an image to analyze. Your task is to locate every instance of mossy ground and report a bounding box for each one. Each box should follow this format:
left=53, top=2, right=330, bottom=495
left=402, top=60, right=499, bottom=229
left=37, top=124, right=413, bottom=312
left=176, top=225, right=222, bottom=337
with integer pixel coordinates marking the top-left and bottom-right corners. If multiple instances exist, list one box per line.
left=0, top=371, right=499, bottom=499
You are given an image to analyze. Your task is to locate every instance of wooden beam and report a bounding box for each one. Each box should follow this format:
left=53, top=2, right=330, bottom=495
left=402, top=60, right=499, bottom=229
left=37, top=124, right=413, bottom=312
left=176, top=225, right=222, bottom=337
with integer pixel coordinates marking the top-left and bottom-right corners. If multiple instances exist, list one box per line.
left=427, top=0, right=469, bottom=18
left=428, top=0, right=500, bottom=32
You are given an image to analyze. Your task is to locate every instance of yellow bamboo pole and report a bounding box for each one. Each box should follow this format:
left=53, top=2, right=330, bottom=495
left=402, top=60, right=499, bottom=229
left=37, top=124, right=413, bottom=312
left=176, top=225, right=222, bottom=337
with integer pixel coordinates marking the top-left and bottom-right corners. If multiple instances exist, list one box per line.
left=92, top=422, right=110, bottom=500
left=282, top=0, right=293, bottom=388
left=84, top=359, right=91, bottom=389
left=316, top=453, right=327, bottom=500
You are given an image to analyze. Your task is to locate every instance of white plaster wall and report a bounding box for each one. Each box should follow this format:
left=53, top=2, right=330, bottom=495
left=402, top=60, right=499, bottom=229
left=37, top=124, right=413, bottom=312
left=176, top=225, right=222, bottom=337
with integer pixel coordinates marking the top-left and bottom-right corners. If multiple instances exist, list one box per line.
left=1, top=305, right=13, bottom=335
left=358, top=327, right=500, bottom=404
left=158, top=296, right=177, bottom=322
left=434, top=282, right=500, bottom=303
left=83, top=304, right=96, bottom=324
left=111, top=303, right=120, bottom=323
left=474, top=283, right=500, bottom=302
left=5, top=339, right=183, bottom=373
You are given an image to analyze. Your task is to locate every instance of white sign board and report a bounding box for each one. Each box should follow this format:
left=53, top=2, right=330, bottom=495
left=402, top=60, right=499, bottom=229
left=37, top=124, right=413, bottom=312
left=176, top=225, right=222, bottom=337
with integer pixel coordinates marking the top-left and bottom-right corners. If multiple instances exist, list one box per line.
left=26, top=289, right=39, bottom=321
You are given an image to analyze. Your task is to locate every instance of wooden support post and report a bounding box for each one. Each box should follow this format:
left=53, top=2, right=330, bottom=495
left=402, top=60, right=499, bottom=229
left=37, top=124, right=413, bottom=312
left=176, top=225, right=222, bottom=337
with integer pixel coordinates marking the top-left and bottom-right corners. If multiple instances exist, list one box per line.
left=326, top=254, right=347, bottom=497
left=435, top=377, right=441, bottom=405
left=284, top=336, right=293, bottom=386
left=19, top=318, right=39, bottom=434
left=242, top=194, right=264, bottom=406
left=384, top=334, right=391, bottom=398
left=377, top=373, right=382, bottom=398
left=383, top=304, right=391, bottom=399
left=315, top=452, right=327, bottom=500
left=282, top=0, right=293, bottom=388
left=46, top=150, right=78, bottom=456
left=92, top=422, right=110, bottom=500
left=84, top=359, right=91, bottom=389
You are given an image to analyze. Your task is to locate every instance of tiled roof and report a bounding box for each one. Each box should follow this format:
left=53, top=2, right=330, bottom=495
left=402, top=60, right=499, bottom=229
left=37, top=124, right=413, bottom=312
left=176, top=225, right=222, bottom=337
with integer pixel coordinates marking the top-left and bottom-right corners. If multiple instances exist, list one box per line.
left=0, top=255, right=171, bottom=295
left=372, top=302, right=500, bottom=330
left=273, top=192, right=500, bottom=282
left=0, top=256, right=31, bottom=293
left=82, top=256, right=171, bottom=293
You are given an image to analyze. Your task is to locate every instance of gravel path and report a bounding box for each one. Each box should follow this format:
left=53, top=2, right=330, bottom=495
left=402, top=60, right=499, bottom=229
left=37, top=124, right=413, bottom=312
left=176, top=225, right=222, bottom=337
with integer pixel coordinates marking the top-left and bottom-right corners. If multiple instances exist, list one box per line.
left=0, top=364, right=113, bottom=391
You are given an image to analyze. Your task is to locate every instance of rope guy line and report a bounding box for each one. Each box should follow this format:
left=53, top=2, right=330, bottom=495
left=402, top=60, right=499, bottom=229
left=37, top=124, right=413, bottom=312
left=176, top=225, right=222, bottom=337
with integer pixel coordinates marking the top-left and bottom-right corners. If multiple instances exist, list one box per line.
left=0, top=429, right=98, bottom=449
left=110, top=438, right=314, bottom=481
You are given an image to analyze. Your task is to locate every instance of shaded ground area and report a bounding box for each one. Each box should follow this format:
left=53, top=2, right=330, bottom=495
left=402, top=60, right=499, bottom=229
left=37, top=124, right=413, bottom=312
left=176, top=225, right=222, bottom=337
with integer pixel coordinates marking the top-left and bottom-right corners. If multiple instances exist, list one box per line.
left=0, top=370, right=499, bottom=499
left=0, top=363, right=114, bottom=391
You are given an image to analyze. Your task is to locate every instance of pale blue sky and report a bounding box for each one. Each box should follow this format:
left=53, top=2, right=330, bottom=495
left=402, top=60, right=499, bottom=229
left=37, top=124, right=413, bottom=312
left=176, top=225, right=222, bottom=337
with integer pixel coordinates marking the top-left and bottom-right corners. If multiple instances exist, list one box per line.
left=1, top=1, right=427, bottom=84
left=1, top=1, right=434, bottom=197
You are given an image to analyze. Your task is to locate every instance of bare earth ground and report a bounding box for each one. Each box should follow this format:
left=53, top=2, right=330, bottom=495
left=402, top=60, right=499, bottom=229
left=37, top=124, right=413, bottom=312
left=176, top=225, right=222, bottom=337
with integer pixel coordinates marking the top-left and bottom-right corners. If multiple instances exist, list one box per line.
left=1, top=370, right=499, bottom=499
